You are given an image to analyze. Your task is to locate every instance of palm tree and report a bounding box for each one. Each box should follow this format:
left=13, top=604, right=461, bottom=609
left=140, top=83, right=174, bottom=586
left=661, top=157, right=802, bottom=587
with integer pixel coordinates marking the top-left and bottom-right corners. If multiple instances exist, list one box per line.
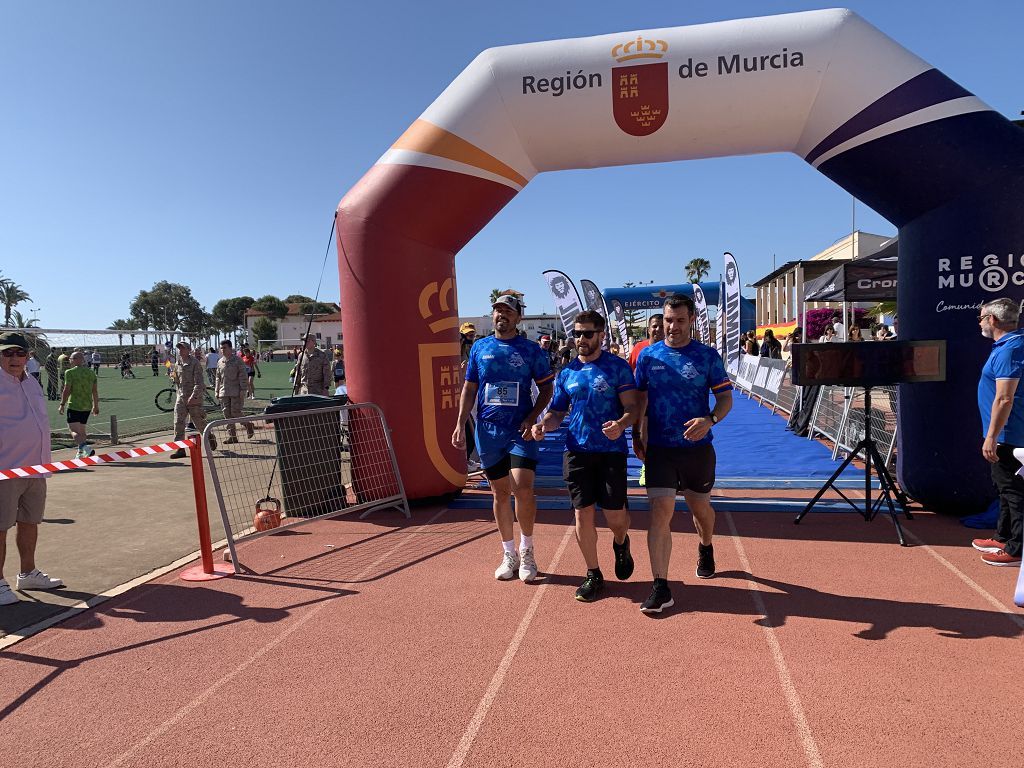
left=109, top=318, right=135, bottom=347
left=9, top=310, right=38, bottom=330
left=489, top=288, right=524, bottom=305
left=685, top=258, right=712, bottom=284
left=0, top=279, right=31, bottom=326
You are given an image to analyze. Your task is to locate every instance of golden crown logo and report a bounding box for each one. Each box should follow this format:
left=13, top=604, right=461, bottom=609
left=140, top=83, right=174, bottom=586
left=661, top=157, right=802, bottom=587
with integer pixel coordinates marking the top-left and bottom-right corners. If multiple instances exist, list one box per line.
left=612, top=37, right=668, bottom=63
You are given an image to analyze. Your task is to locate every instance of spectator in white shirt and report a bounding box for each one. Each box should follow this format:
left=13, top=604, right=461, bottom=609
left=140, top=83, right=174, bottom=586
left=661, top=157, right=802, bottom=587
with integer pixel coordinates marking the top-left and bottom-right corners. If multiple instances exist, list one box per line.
left=204, top=347, right=221, bottom=386
left=25, top=350, right=41, bottom=382
left=0, top=332, right=64, bottom=605
left=832, top=312, right=847, bottom=342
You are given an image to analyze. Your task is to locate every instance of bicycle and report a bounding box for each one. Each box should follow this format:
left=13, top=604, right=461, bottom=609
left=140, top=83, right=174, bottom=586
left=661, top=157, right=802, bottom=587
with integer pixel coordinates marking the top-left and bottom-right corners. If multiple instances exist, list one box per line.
left=154, top=387, right=222, bottom=414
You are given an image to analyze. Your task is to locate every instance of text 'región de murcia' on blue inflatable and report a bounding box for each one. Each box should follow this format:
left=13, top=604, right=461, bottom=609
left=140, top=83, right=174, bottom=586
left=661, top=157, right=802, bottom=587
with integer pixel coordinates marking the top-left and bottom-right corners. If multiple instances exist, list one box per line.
left=336, top=8, right=1024, bottom=510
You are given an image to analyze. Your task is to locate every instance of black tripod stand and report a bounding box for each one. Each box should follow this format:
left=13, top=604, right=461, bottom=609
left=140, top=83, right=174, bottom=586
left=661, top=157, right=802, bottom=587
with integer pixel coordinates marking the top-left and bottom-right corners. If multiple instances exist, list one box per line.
left=794, top=386, right=913, bottom=546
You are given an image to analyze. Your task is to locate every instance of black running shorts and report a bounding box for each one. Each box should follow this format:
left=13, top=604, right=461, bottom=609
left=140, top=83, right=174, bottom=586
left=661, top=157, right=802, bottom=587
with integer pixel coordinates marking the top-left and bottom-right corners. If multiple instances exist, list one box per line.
left=563, top=450, right=628, bottom=510
left=66, top=409, right=91, bottom=425
left=644, top=443, right=716, bottom=496
left=483, top=453, right=539, bottom=481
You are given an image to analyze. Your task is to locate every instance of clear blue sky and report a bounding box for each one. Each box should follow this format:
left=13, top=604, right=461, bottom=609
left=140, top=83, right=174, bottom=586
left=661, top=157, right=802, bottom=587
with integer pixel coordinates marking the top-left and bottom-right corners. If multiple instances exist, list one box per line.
left=2, top=0, right=1020, bottom=328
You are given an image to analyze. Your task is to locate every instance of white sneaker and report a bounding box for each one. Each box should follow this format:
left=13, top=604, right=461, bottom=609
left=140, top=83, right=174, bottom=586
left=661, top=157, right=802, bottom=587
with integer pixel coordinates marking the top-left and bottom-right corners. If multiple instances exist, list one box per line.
left=0, top=579, right=19, bottom=605
left=494, top=551, right=520, bottom=580
left=467, top=459, right=481, bottom=474
left=519, top=547, right=538, bottom=582
left=16, top=569, right=64, bottom=590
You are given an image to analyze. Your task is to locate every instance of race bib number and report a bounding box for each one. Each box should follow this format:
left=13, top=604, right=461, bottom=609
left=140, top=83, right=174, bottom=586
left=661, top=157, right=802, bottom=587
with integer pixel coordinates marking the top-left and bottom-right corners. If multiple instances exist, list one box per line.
left=483, top=382, right=519, bottom=407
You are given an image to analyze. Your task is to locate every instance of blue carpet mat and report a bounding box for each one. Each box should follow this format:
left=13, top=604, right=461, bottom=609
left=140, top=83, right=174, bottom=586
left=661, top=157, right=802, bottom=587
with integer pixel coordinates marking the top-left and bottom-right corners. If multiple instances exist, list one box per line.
left=533, top=392, right=863, bottom=481
left=450, top=496, right=859, bottom=514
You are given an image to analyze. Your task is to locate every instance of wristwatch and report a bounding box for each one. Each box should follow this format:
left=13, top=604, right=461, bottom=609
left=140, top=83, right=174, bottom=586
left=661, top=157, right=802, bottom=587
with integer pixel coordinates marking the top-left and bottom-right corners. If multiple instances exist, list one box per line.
left=709, top=414, right=719, bottom=425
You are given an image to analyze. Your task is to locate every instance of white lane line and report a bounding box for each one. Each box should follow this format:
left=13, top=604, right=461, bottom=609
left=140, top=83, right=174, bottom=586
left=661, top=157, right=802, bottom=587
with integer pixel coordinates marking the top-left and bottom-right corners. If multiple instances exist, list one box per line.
left=102, top=509, right=449, bottom=768
left=446, top=526, right=574, bottom=768
left=901, top=529, right=1024, bottom=629
left=725, top=512, right=825, bottom=768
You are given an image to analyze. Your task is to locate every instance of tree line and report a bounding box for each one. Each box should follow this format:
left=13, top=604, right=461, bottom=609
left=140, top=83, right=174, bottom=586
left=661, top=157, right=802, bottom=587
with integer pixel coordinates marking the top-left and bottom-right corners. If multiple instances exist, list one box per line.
left=107, top=282, right=336, bottom=346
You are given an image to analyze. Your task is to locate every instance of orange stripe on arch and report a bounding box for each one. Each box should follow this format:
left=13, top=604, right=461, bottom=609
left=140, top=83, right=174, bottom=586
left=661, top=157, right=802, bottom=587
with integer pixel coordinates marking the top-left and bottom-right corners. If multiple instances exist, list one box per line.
left=392, top=119, right=529, bottom=188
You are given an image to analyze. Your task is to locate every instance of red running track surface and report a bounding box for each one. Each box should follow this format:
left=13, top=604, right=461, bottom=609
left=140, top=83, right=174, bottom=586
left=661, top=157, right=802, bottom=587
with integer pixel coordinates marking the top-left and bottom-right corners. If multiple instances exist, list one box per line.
left=1, top=503, right=1022, bottom=768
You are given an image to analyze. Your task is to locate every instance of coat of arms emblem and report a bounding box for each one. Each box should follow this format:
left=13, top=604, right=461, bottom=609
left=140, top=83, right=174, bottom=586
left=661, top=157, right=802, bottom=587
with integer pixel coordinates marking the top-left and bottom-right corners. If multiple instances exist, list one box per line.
left=611, top=37, right=669, bottom=137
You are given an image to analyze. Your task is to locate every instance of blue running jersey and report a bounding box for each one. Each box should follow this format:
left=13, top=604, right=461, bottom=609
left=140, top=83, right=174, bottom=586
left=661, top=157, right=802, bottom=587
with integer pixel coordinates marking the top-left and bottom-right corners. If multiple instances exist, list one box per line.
left=635, top=340, right=732, bottom=448
left=550, top=351, right=635, bottom=453
left=466, top=335, right=554, bottom=429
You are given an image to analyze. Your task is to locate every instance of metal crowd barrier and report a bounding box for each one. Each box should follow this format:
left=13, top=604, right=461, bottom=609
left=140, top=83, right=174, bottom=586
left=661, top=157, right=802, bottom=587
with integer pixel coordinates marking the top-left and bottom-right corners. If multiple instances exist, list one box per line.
left=729, top=353, right=898, bottom=468
left=773, top=374, right=798, bottom=416
left=832, top=386, right=899, bottom=466
left=201, top=401, right=410, bottom=572
left=808, top=386, right=850, bottom=454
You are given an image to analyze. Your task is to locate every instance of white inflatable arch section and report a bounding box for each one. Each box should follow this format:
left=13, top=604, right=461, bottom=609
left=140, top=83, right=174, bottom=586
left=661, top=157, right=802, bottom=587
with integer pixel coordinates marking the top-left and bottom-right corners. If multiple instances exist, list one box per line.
left=338, top=9, right=1024, bottom=508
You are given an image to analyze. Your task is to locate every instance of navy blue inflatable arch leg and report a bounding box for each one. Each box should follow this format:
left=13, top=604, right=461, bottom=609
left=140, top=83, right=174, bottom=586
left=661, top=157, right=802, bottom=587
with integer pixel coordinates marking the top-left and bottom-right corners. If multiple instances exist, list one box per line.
left=816, top=109, right=1024, bottom=512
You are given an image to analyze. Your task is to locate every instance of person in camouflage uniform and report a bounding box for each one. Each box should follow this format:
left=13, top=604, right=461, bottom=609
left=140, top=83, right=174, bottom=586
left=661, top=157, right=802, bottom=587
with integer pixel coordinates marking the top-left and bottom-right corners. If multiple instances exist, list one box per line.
left=216, top=339, right=254, bottom=442
left=297, top=333, right=332, bottom=396
left=170, top=341, right=214, bottom=458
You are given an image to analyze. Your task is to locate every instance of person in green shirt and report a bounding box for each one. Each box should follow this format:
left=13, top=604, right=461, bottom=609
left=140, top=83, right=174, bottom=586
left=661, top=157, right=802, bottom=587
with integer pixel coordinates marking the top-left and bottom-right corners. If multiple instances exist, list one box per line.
left=58, top=351, right=99, bottom=459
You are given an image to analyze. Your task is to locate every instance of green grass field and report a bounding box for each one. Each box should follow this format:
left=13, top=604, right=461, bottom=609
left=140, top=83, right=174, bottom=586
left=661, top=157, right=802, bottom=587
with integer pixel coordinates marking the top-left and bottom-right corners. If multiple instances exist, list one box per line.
left=46, top=361, right=299, bottom=448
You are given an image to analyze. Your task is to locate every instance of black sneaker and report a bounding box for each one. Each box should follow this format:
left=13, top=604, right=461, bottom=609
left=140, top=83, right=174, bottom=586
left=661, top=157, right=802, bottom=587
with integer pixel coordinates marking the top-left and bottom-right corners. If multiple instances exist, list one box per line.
left=640, top=579, right=674, bottom=614
left=613, top=535, right=635, bottom=580
left=575, top=569, right=604, bottom=602
left=696, top=543, right=716, bottom=579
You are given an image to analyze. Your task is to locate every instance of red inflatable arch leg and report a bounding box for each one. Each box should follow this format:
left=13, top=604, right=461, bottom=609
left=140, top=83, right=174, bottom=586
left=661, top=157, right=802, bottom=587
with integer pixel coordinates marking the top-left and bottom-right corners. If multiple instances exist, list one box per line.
left=338, top=153, right=521, bottom=498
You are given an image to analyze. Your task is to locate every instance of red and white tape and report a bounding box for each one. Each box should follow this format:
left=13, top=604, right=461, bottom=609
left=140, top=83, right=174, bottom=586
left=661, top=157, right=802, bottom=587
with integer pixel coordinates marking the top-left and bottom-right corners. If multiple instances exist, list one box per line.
left=0, top=439, right=196, bottom=480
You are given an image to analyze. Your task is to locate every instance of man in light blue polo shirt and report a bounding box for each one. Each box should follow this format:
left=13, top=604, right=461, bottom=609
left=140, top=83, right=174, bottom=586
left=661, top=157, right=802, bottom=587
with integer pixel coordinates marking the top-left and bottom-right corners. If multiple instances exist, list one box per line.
left=973, top=297, right=1024, bottom=566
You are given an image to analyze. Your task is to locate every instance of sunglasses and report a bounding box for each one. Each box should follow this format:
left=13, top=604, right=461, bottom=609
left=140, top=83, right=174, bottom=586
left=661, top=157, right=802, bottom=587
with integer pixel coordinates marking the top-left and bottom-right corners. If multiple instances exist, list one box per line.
left=571, top=329, right=600, bottom=339
left=1, top=348, right=28, bottom=357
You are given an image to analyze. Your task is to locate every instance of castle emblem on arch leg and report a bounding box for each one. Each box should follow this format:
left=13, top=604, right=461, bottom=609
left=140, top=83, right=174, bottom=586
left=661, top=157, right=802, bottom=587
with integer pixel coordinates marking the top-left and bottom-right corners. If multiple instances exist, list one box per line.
left=417, top=278, right=467, bottom=486
left=611, top=37, right=669, bottom=137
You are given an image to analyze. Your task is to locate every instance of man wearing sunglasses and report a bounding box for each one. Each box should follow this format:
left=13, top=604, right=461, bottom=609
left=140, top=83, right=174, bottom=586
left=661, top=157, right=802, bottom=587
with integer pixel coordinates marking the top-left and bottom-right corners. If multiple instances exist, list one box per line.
left=633, top=295, right=733, bottom=614
left=0, top=332, right=63, bottom=606
left=453, top=293, right=554, bottom=582
left=972, top=298, right=1024, bottom=566
left=534, top=311, right=637, bottom=602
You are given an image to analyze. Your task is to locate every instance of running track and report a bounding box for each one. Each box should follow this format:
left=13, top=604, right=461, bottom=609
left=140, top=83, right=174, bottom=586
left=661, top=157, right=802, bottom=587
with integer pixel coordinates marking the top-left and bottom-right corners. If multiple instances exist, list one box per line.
left=1, top=492, right=1022, bottom=768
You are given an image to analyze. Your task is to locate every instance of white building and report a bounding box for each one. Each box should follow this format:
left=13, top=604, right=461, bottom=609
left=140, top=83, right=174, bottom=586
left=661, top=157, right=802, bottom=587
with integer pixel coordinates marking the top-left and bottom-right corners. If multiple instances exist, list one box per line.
left=751, top=231, right=892, bottom=337
left=245, top=303, right=343, bottom=348
left=461, top=313, right=562, bottom=339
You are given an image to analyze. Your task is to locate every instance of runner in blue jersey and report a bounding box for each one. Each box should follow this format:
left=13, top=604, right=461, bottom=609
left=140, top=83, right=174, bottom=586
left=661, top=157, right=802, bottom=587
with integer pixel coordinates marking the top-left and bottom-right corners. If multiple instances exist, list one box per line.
left=633, top=295, right=733, bottom=614
left=535, top=311, right=638, bottom=602
left=452, top=294, right=554, bottom=582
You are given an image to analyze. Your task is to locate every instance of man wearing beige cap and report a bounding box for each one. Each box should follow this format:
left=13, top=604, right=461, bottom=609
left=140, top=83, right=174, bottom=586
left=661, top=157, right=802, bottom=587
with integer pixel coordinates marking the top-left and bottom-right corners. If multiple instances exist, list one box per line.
left=0, top=332, right=63, bottom=605
left=297, top=333, right=331, bottom=396
left=170, top=341, right=215, bottom=459
left=459, top=322, right=479, bottom=470
left=216, top=339, right=254, bottom=443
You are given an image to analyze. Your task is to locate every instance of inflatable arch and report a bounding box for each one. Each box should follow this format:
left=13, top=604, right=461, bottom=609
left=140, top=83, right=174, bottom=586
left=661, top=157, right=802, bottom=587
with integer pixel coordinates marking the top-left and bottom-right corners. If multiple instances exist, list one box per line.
left=337, top=9, right=1024, bottom=509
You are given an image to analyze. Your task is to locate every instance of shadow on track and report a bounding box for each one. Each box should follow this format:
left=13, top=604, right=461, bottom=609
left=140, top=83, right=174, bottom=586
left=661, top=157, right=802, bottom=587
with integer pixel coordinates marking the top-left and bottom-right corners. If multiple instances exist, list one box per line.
left=0, top=580, right=352, bottom=723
